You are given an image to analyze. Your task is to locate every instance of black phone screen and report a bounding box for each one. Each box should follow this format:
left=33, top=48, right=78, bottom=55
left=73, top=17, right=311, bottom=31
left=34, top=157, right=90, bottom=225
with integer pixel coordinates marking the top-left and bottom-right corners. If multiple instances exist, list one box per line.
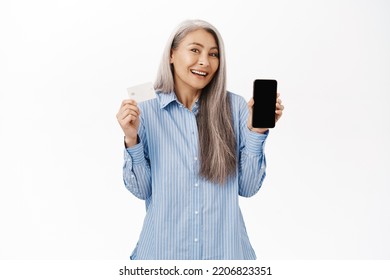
left=252, top=79, right=277, bottom=128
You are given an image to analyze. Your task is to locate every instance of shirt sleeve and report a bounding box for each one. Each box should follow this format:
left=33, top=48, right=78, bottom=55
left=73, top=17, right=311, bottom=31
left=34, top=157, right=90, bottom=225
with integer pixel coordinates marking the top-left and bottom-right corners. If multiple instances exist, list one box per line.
left=123, top=120, right=152, bottom=200
left=237, top=97, right=268, bottom=197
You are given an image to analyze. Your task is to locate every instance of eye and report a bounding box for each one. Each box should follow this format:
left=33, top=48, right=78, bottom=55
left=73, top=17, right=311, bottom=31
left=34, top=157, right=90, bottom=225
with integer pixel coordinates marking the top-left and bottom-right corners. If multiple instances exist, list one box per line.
left=210, top=52, right=219, bottom=58
left=190, top=48, right=200, bottom=53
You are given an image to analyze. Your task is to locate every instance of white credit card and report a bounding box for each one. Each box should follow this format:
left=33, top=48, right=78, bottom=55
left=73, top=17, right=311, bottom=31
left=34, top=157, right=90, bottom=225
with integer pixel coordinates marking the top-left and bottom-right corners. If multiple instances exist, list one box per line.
left=127, top=82, right=156, bottom=102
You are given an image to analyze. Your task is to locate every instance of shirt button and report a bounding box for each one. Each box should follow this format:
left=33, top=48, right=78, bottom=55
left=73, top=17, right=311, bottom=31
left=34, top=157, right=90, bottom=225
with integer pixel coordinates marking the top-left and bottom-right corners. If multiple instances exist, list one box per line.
left=194, top=157, right=198, bottom=161
left=195, top=183, right=199, bottom=187
left=195, top=211, right=199, bottom=215
left=131, top=175, right=135, bottom=179
left=194, top=238, right=198, bottom=242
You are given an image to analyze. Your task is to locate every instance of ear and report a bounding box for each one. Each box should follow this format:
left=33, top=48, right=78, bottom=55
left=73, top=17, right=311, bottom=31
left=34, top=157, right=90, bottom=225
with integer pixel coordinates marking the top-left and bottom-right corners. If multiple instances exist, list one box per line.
left=170, top=49, right=174, bottom=64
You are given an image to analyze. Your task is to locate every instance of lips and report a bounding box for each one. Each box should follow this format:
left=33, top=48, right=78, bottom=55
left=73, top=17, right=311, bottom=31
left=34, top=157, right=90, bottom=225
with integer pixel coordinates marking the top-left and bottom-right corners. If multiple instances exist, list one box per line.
left=191, top=69, right=208, bottom=77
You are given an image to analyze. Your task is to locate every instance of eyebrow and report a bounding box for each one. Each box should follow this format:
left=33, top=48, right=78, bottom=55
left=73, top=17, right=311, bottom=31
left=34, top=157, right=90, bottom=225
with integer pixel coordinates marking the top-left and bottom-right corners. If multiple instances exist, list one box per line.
left=187, top=42, right=219, bottom=50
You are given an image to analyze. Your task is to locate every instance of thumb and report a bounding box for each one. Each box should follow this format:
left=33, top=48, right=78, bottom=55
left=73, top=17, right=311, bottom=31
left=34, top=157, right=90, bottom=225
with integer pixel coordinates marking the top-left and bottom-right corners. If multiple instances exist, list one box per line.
left=247, top=98, right=254, bottom=108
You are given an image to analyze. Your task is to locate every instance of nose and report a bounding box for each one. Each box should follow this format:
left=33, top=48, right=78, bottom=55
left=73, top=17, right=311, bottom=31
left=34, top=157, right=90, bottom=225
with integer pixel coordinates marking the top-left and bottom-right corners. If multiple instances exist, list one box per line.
left=198, top=53, right=209, bottom=67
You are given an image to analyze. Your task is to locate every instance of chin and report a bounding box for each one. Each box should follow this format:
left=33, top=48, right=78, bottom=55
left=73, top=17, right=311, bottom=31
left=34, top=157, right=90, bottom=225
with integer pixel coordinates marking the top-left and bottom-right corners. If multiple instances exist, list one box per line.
left=191, top=80, right=211, bottom=91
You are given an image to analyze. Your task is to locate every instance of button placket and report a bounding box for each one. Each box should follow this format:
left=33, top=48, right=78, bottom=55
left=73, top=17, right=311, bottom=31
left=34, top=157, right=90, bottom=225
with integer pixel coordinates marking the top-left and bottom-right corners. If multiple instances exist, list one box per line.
left=187, top=105, right=202, bottom=257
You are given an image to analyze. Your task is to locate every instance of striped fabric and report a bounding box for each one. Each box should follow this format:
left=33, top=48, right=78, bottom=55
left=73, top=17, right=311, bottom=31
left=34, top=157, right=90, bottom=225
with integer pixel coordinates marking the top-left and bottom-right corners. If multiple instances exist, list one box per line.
left=123, top=91, right=268, bottom=260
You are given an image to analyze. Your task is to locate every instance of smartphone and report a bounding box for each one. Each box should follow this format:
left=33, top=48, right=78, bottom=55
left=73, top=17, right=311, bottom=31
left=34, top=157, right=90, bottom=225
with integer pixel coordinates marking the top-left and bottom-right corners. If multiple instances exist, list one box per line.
left=127, top=82, right=156, bottom=103
left=252, top=79, right=277, bottom=128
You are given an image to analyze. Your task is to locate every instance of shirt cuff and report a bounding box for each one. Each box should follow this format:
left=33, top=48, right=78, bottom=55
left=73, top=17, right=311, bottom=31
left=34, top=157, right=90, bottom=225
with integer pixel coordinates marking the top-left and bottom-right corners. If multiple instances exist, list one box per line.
left=125, top=142, right=146, bottom=165
left=245, top=128, right=269, bottom=155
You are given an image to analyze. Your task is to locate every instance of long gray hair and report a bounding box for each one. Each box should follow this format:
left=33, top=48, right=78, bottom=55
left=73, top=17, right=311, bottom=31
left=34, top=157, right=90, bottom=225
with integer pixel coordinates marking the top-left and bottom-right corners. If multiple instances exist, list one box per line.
left=154, top=19, right=236, bottom=184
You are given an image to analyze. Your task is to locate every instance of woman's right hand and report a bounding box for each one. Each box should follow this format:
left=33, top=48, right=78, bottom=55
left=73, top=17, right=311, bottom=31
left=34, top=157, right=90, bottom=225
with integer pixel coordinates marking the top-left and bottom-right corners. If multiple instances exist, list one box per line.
left=116, top=99, right=141, bottom=147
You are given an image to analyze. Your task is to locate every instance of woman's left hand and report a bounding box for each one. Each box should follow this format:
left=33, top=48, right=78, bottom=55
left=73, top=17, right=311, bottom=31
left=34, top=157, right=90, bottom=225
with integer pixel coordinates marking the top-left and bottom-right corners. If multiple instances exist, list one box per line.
left=247, top=93, right=284, bottom=134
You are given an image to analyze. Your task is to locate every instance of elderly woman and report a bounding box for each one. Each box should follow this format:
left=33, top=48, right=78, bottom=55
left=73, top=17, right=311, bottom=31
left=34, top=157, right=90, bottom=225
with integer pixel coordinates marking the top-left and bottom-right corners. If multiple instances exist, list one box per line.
left=116, top=19, right=284, bottom=260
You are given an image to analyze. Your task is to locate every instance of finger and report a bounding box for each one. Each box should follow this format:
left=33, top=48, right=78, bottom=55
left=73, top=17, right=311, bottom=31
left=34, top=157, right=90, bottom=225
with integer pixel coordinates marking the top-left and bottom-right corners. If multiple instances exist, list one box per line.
left=119, top=100, right=137, bottom=116
left=122, top=113, right=139, bottom=126
left=118, top=108, right=131, bottom=121
left=121, top=104, right=139, bottom=115
left=247, top=98, right=254, bottom=107
left=120, top=104, right=140, bottom=118
left=126, top=109, right=140, bottom=119
left=121, top=99, right=138, bottom=108
left=122, top=98, right=137, bottom=105
left=120, top=114, right=134, bottom=127
left=121, top=104, right=140, bottom=115
left=275, top=103, right=284, bottom=110
left=275, top=110, right=283, bottom=122
left=120, top=109, right=140, bottom=122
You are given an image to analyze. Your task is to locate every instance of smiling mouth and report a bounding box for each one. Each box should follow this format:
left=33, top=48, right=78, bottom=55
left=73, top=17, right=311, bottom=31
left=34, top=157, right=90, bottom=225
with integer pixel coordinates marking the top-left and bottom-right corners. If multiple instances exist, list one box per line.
left=191, top=69, right=208, bottom=77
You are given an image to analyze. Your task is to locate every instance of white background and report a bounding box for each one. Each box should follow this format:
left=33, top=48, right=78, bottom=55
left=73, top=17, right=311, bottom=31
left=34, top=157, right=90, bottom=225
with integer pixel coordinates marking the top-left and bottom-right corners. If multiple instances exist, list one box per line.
left=1, top=0, right=389, bottom=260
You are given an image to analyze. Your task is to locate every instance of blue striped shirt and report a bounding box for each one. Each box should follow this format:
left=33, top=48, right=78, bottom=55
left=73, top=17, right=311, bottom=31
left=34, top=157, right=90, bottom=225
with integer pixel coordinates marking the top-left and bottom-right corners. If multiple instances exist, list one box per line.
left=123, top=91, right=268, bottom=260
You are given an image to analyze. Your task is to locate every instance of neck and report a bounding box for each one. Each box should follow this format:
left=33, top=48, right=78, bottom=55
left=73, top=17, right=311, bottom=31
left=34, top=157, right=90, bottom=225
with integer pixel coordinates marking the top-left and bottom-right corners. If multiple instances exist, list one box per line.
left=175, top=86, right=201, bottom=109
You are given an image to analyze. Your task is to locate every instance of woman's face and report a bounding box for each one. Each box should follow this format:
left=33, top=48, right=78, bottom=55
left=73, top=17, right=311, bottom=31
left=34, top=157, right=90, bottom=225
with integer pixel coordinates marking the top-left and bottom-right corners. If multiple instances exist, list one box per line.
left=170, top=29, right=219, bottom=94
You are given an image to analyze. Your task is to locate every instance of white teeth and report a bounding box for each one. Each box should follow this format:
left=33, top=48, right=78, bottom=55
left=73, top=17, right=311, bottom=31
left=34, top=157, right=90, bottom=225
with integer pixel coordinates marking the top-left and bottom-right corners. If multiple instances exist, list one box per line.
left=191, top=70, right=207, bottom=76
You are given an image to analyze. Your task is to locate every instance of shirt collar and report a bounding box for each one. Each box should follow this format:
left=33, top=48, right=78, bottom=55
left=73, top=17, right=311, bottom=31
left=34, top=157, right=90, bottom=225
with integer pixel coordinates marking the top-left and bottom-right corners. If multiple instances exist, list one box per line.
left=158, top=91, right=178, bottom=109
left=158, top=92, right=200, bottom=114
